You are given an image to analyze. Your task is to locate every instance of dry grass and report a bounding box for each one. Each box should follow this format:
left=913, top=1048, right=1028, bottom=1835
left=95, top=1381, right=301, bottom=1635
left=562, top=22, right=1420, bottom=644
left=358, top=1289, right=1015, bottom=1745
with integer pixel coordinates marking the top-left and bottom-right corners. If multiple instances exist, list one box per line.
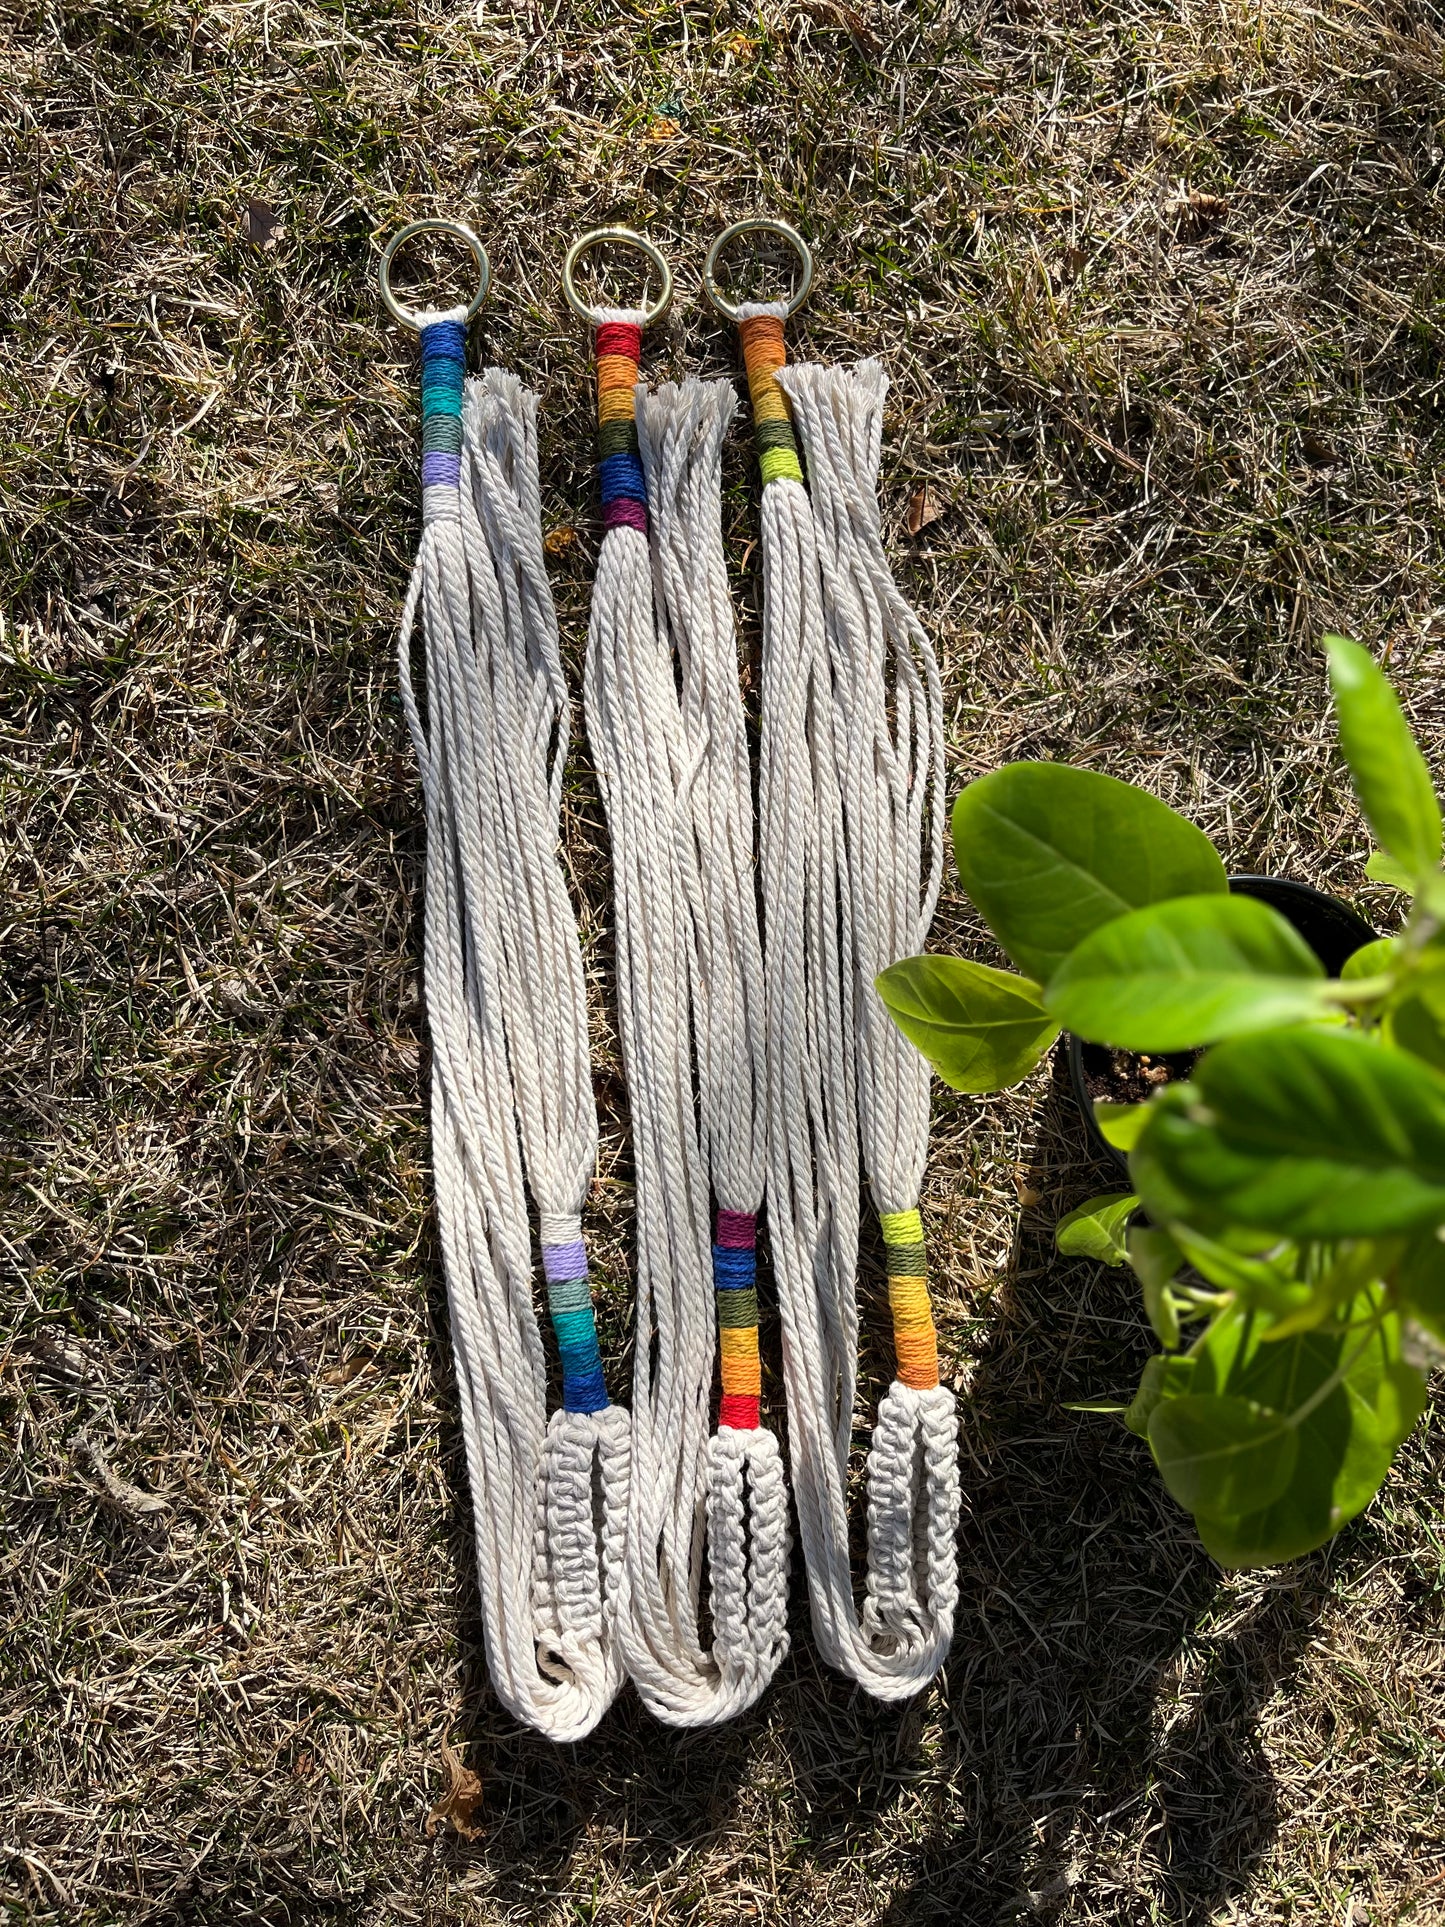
left=4, top=0, right=1445, bottom=1919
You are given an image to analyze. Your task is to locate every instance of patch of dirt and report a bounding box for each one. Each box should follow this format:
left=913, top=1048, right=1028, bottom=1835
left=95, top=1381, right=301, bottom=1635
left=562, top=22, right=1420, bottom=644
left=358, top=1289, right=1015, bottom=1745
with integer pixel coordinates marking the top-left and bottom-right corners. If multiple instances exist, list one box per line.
left=1084, top=1048, right=1202, bottom=1106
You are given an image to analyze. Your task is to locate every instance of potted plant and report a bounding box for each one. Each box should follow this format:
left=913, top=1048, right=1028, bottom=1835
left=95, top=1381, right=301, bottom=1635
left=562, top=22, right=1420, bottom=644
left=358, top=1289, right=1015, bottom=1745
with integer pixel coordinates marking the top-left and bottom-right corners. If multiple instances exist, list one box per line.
left=877, top=637, right=1445, bottom=1568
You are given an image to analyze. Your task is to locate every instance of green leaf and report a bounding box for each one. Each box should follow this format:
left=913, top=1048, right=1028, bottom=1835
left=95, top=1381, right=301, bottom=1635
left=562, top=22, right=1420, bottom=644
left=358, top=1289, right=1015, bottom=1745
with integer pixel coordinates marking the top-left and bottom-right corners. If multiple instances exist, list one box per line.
left=1386, top=990, right=1445, bottom=1071
left=1055, top=1192, right=1139, bottom=1266
left=1095, top=1102, right=1149, bottom=1151
left=874, top=955, right=1059, bottom=1093
left=1124, top=1352, right=1197, bottom=1437
left=1131, top=1027, right=1445, bottom=1238
left=951, top=764, right=1227, bottom=984
left=1196, top=1358, right=1425, bottom=1568
left=1341, top=936, right=1400, bottom=982
left=1397, top=1229, right=1445, bottom=1341
left=1263, top=1239, right=1397, bottom=1339
left=1168, top=1225, right=1310, bottom=1316
left=1179, top=1289, right=1425, bottom=1567
left=1148, top=1394, right=1299, bottom=1519
left=1325, top=634, right=1442, bottom=875
left=1044, top=894, right=1328, bottom=1051
left=1129, top=1226, right=1184, bottom=1345
left=1364, top=851, right=1418, bottom=891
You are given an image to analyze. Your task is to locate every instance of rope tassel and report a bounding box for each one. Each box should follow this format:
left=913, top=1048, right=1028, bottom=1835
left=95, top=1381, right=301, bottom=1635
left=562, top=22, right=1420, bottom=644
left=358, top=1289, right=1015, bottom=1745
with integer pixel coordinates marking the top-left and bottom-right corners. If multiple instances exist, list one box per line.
left=583, top=316, right=789, bottom=1725
left=397, top=311, right=627, bottom=1740
left=744, top=304, right=961, bottom=1698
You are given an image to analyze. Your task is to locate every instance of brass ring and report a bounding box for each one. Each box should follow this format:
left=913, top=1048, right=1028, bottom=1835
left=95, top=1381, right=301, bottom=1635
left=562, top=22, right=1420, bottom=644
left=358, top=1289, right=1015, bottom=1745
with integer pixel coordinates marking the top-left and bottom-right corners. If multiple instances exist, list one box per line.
left=703, top=217, right=814, bottom=321
left=379, top=219, right=490, bottom=331
left=561, top=227, right=673, bottom=328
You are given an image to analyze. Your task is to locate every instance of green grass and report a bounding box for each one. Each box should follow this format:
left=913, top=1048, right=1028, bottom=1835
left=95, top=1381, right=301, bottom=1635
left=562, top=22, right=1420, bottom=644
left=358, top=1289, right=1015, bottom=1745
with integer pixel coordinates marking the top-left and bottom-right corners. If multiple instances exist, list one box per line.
left=3, top=0, right=1445, bottom=1919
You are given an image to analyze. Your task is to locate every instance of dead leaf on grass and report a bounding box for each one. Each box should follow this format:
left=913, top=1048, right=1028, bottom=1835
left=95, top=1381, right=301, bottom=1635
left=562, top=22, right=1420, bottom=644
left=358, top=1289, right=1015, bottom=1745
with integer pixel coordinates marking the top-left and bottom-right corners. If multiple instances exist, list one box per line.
left=322, top=1352, right=375, bottom=1387
left=242, top=197, right=282, bottom=250
left=907, top=485, right=943, bottom=536
left=797, top=0, right=881, bottom=56
left=1176, top=185, right=1228, bottom=231
left=543, top=525, right=577, bottom=554
left=426, top=1738, right=484, bottom=1840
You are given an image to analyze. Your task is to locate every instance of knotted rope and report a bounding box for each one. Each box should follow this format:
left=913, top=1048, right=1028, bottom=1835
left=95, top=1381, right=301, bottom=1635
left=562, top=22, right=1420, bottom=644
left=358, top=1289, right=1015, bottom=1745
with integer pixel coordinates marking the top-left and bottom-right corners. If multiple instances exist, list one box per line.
left=739, top=294, right=961, bottom=1698
left=579, top=301, right=790, bottom=1725
left=395, top=301, right=628, bottom=1740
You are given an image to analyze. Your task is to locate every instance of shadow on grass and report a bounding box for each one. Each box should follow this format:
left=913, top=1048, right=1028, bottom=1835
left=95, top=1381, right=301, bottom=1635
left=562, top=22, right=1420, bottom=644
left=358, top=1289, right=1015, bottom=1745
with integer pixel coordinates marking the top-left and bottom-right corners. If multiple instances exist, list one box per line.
left=432, top=1051, right=1327, bottom=1923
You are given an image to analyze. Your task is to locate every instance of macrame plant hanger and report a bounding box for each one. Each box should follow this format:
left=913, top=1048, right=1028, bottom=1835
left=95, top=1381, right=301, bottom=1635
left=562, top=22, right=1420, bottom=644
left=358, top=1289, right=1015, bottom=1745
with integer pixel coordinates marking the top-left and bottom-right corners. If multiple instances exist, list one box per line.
left=564, top=228, right=790, bottom=1725
left=381, top=220, right=629, bottom=1741
left=704, top=218, right=961, bottom=1698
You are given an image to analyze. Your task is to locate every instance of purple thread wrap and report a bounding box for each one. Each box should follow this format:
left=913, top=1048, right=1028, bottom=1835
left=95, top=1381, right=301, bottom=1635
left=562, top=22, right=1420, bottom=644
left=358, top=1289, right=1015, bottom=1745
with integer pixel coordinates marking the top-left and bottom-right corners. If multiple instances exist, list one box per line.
left=602, top=497, right=648, bottom=536
left=716, top=1210, right=757, bottom=1249
left=542, top=1239, right=590, bottom=1283
left=422, top=450, right=461, bottom=490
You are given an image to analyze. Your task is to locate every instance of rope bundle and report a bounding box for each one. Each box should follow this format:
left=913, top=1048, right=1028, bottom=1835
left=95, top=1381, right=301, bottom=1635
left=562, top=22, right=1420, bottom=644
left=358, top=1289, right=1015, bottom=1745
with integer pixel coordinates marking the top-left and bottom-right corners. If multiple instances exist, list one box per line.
left=396, top=308, right=628, bottom=1741
left=582, top=314, right=790, bottom=1726
left=741, top=300, right=962, bottom=1698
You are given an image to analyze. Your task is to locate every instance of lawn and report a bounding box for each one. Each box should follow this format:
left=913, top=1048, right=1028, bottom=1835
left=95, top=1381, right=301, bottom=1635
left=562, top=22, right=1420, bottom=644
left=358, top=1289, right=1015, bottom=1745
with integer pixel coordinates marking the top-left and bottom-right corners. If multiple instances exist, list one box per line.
left=4, top=0, right=1445, bottom=1919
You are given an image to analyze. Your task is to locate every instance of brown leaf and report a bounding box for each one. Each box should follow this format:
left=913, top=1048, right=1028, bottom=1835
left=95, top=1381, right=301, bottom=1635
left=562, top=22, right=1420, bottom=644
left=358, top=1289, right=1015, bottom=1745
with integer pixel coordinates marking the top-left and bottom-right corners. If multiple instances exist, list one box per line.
left=1177, top=186, right=1228, bottom=231
left=322, top=1351, right=374, bottom=1387
left=906, top=485, right=943, bottom=537
left=242, top=197, right=282, bottom=250
left=543, top=525, right=577, bottom=554
left=426, top=1738, right=484, bottom=1840
left=797, top=0, right=881, bottom=56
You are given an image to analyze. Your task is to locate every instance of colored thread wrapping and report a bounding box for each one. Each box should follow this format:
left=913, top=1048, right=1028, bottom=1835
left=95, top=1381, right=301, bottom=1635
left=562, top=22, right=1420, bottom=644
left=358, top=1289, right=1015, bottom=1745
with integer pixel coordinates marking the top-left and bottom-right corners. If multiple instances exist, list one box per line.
left=418, top=317, right=466, bottom=506
left=879, top=1208, right=939, bottom=1391
left=542, top=1237, right=608, bottom=1414
left=739, top=312, right=804, bottom=488
left=595, top=321, right=648, bottom=534
left=714, top=1210, right=760, bottom=1430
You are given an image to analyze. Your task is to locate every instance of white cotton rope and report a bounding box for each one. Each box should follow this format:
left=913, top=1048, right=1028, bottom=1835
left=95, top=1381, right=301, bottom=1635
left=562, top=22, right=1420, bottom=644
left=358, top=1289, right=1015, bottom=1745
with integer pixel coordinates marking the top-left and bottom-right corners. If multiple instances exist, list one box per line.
left=395, top=307, right=628, bottom=1741
left=583, top=313, right=790, bottom=1725
left=743, top=302, right=961, bottom=1698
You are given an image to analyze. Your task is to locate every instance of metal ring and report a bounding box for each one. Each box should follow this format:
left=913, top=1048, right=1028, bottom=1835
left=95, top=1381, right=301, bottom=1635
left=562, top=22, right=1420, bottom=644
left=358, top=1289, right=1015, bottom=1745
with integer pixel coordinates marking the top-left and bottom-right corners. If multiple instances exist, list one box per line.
left=379, top=219, right=490, bottom=331
left=703, top=217, right=814, bottom=322
left=562, top=227, right=673, bottom=328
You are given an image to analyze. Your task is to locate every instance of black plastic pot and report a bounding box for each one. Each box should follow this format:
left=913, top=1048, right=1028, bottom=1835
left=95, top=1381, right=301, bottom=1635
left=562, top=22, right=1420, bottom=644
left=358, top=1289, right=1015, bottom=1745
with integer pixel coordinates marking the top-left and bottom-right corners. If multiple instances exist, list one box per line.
left=1066, top=874, right=1378, bottom=1173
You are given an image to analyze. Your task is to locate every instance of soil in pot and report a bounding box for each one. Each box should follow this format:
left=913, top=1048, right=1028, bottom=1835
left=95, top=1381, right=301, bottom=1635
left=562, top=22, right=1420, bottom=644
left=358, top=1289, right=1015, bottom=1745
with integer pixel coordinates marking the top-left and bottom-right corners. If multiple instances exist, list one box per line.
left=1081, top=1046, right=1200, bottom=1108
left=1066, top=872, right=1376, bottom=1169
